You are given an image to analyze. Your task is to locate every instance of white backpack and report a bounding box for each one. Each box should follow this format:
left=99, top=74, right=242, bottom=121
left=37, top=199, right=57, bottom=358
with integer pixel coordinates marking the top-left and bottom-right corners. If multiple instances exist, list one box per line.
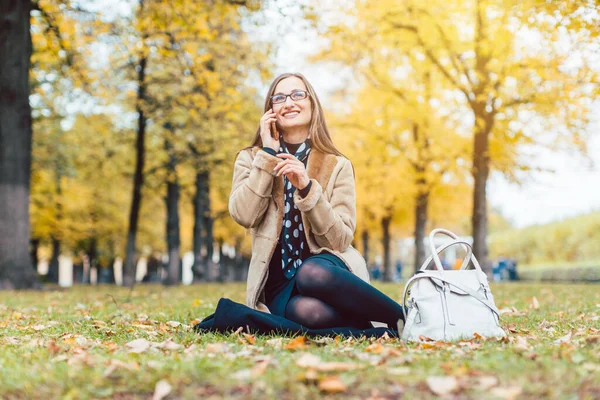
left=400, top=229, right=506, bottom=342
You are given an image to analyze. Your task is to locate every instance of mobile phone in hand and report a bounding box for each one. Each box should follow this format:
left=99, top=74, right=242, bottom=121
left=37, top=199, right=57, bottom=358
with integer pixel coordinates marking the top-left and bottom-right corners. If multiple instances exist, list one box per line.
left=271, top=121, right=278, bottom=139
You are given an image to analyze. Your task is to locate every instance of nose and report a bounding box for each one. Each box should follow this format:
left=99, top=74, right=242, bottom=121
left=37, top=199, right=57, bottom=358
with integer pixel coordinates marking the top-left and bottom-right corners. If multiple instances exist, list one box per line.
left=284, top=96, right=295, bottom=107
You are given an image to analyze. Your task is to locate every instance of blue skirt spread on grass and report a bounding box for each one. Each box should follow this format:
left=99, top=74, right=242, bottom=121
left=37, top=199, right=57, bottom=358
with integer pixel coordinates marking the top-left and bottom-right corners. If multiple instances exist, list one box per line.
left=265, top=251, right=349, bottom=317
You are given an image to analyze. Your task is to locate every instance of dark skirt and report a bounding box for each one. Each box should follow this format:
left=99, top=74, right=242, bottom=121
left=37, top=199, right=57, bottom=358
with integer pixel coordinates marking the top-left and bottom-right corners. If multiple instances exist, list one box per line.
left=265, top=251, right=350, bottom=317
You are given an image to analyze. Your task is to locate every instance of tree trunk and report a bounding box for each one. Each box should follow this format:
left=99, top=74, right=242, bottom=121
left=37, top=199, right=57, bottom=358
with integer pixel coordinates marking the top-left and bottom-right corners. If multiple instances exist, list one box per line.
left=414, top=190, right=429, bottom=272
left=47, top=235, right=60, bottom=283
left=85, top=237, right=97, bottom=284
left=361, top=230, right=369, bottom=266
left=200, top=171, right=214, bottom=281
left=233, top=238, right=244, bottom=281
left=471, top=103, right=493, bottom=274
left=164, top=134, right=180, bottom=286
left=217, top=239, right=226, bottom=282
left=381, top=214, right=393, bottom=282
left=192, top=170, right=207, bottom=281
left=30, top=238, right=40, bottom=272
left=0, top=0, right=41, bottom=289
left=122, top=50, right=148, bottom=287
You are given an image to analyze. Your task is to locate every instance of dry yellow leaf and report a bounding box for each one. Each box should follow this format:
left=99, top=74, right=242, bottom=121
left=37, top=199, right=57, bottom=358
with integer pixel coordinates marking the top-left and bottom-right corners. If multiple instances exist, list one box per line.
left=426, top=376, right=459, bottom=396
left=285, top=336, right=307, bottom=350
left=242, top=333, right=256, bottom=345
left=365, top=342, right=384, bottom=353
left=318, top=376, right=347, bottom=393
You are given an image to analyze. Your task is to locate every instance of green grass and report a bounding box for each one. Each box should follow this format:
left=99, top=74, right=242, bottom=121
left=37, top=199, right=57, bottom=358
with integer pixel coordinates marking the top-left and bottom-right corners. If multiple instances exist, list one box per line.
left=1, top=283, right=599, bottom=399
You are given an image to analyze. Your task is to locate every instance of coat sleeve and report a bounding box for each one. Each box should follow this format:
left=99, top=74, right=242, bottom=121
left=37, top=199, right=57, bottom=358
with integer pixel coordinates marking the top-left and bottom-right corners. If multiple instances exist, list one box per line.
left=293, top=158, right=356, bottom=252
left=229, top=149, right=280, bottom=228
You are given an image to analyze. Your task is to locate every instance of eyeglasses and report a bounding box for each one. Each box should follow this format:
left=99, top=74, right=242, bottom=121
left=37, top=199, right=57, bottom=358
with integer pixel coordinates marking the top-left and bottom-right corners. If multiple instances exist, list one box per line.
left=270, top=90, right=309, bottom=105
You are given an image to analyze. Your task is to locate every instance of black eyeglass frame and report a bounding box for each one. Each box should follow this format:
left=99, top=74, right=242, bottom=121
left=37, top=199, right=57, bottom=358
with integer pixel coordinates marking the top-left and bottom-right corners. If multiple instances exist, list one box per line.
left=270, top=90, right=310, bottom=105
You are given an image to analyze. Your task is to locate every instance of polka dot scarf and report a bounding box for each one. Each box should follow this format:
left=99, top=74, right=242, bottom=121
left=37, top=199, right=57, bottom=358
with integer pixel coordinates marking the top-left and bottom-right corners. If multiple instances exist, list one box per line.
left=279, top=134, right=312, bottom=279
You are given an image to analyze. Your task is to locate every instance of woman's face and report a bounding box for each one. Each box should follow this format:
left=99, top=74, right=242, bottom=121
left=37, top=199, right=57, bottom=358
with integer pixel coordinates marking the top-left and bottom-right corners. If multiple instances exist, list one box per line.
left=272, top=76, right=312, bottom=132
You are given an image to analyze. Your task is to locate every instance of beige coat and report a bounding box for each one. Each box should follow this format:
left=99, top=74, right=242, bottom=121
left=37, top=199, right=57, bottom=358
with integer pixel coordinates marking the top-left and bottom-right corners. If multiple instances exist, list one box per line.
left=229, top=146, right=370, bottom=312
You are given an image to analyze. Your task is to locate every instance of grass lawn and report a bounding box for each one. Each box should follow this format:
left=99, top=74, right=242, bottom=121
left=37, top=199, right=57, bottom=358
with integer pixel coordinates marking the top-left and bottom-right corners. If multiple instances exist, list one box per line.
left=1, top=282, right=599, bottom=399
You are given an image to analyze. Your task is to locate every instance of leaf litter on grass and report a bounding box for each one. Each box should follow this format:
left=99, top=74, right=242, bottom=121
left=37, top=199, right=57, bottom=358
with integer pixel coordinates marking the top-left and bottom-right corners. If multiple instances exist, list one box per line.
left=1, top=283, right=600, bottom=398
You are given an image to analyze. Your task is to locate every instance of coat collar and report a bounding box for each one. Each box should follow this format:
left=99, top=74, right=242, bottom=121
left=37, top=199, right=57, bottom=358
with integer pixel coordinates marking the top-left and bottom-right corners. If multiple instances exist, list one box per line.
left=250, top=146, right=339, bottom=194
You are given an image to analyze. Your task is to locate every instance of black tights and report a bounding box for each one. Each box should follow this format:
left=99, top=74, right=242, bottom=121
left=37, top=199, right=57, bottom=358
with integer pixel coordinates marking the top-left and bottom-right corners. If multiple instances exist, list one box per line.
left=284, top=259, right=405, bottom=330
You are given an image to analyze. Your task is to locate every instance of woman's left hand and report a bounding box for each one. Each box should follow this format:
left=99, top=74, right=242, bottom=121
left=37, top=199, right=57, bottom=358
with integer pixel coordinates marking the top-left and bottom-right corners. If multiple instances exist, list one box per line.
left=274, top=153, right=310, bottom=190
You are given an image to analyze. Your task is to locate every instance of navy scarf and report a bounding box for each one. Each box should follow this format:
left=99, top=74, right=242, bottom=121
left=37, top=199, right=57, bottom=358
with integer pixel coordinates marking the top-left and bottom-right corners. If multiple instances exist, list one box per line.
left=278, top=135, right=312, bottom=279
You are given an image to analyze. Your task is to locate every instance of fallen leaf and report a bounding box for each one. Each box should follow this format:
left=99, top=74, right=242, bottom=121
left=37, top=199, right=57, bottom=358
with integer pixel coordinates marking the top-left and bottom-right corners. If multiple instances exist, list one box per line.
left=475, top=376, right=499, bottom=390
left=285, top=336, right=307, bottom=350
left=585, top=335, right=600, bottom=344
left=296, top=353, right=322, bottom=368
left=46, top=340, right=60, bottom=355
left=68, top=352, right=94, bottom=367
left=426, top=376, right=459, bottom=396
left=152, top=379, right=172, bottom=400
left=532, top=297, right=540, bottom=310
left=251, top=356, right=272, bottom=378
left=166, top=321, right=181, bottom=328
left=388, top=367, right=411, bottom=375
left=231, top=327, right=243, bottom=336
left=514, top=336, right=531, bottom=351
left=489, top=386, right=522, bottom=400
left=147, top=360, right=163, bottom=370
left=554, top=332, right=572, bottom=345
left=242, top=333, right=256, bottom=345
left=126, top=338, right=151, bottom=353
left=205, top=343, right=229, bottom=353
left=266, top=338, right=283, bottom=349
left=157, top=339, right=183, bottom=351
left=103, top=359, right=138, bottom=377
left=365, top=342, right=384, bottom=354
left=296, top=353, right=361, bottom=372
left=318, top=376, right=347, bottom=393
left=31, top=324, right=46, bottom=331
left=232, top=368, right=252, bottom=381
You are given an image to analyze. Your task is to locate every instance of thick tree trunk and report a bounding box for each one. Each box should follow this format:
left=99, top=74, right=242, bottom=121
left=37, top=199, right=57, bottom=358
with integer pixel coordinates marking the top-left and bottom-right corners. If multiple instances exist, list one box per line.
left=199, top=171, right=214, bottom=281
left=361, top=230, right=369, bottom=266
left=192, top=170, right=207, bottom=281
left=0, top=0, right=41, bottom=289
left=164, top=135, right=180, bottom=286
left=122, top=51, right=148, bottom=287
left=471, top=104, right=493, bottom=274
left=381, top=214, right=393, bottom=282
left=414, top=190, right=429, bottom=272
left=47, top=235, right=60, bottom=283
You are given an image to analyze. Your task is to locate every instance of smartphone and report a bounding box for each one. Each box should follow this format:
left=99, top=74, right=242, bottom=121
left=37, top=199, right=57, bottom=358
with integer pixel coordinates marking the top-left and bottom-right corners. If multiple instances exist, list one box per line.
left=271, top=121, right=279, bottom=139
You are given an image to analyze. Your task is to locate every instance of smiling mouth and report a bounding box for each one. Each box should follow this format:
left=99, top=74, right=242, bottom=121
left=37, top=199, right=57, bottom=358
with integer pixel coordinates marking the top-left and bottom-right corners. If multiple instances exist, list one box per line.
left=282, top=111, right=300, bottom=118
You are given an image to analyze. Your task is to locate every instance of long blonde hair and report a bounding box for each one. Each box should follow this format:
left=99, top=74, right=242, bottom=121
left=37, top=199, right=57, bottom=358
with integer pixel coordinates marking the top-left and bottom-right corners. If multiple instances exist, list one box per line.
left=245, top=72, right=344, bottom=157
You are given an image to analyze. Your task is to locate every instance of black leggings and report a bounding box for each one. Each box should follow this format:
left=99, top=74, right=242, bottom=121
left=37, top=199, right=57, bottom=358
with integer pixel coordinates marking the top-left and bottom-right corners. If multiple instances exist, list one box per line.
left=284, top=258, right=405, bottom=330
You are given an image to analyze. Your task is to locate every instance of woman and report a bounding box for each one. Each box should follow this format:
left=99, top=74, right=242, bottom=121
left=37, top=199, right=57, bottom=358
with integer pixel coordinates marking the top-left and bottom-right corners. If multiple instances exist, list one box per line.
left=229, top=72, right=405, bottom=330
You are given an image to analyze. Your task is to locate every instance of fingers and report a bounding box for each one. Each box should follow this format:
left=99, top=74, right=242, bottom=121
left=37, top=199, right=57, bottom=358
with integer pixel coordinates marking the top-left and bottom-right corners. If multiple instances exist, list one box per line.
left=276, top=164, right=305, bottom=177
left=273, top=158, right=303, bottom=172
left=276, top=153, right=296, bottom=160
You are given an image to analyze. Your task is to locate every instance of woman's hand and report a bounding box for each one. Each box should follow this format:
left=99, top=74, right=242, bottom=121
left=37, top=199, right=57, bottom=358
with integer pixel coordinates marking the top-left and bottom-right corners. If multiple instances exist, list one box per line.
left=259, top=108, right=280, bottom=150
left=273, top=153, right=310, bottom=190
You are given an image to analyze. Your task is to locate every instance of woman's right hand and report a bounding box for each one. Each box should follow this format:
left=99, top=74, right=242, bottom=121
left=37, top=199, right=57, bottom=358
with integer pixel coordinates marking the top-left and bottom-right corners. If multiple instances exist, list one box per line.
left=260, top=108, right=280, bottom=150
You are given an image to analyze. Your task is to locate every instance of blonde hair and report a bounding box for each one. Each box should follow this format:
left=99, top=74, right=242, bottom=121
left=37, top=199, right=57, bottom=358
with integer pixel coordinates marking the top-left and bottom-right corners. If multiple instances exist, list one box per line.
left=245, top=72, right=344, bottom=157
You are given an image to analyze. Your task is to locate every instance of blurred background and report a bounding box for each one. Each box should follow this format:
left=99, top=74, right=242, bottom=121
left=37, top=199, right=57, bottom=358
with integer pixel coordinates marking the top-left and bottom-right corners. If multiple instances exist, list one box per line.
left=1, top=0, right=598, bottom=288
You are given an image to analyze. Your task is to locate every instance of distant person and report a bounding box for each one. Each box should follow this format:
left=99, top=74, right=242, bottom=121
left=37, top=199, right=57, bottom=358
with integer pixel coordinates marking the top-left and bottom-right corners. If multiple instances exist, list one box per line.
left=394, top=260, right=403, bottom=281
left=494, top=257, right=508, bottom=281
left=507, top=259, right=518, bottom=281
left=228, top=72, right=405, bottom=330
